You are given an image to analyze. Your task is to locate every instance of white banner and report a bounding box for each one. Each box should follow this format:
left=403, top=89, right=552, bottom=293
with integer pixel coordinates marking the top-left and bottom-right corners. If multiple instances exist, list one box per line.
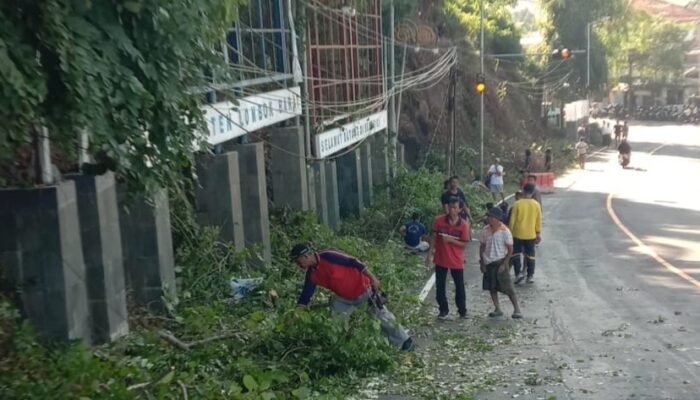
left=564, top=99, right=589, bottom=122
left=202, top=87, right=302, bottom=145
left=314, top=111, right=388, bottom=158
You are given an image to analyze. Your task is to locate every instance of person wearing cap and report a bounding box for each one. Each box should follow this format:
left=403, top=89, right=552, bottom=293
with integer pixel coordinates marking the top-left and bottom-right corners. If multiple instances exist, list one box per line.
left=509, top=183, right=542, bottom=284
left=479, top=207, right=522, bottom=319
left=486, top=157, right=505, bottom=203
left=289, top=244, right=414, bottom=351
left=425, top=197, right=471, bottom=320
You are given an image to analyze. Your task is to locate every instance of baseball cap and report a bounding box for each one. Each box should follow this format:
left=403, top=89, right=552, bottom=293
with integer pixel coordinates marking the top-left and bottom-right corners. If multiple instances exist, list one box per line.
left=487, top=207, right=503, bottom=219
left=289, top=243, right=313, bottom=261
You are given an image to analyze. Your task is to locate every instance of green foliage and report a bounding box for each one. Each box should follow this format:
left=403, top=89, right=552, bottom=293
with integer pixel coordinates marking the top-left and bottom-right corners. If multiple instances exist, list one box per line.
left=340, top=166, right=491, bottom=245
left=598, top=11, right=692, bottom=86
left=539, top=0, right=626, bottom=91
left=0, top=0, right=239, bottom=191
left=443, top=0, right=522, bottom=55
left=0, top=167, right=452, bottom=399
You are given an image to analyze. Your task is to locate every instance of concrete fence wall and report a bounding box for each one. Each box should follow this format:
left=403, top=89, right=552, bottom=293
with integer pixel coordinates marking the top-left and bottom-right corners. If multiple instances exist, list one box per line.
left=0, top=127, right=393, bottom=344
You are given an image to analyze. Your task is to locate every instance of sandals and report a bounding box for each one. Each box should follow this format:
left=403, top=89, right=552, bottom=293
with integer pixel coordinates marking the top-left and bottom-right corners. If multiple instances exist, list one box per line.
left=488, top=311, right=504, bottom=318
left=512, top=312, right=523, bottom=319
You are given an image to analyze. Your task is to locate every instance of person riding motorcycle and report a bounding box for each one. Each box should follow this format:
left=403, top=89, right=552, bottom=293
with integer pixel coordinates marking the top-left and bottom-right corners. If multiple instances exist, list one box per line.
left=617, top=139, right=631, bottom=167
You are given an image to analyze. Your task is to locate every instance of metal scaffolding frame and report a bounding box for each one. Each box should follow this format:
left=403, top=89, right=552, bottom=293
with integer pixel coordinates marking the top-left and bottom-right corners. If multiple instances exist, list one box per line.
left=305, top=0, right=385, bottom=127
left=222, top=0, right=293, bottom=93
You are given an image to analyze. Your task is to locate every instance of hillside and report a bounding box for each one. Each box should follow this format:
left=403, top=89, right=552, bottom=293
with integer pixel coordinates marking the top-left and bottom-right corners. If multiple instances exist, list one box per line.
left=397, top=0, right=552, bottom=175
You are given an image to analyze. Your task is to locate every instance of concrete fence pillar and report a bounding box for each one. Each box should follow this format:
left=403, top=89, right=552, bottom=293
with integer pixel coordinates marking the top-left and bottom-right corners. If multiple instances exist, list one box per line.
left=118, top=188, right=176, bottom=313
left=324, top=160, right=340, bottom=229
left=0, top=182, right=91, bottom=343
left=371, top=131, right=390, bottom=186
left=233, top=143, right=271, bottom=266
left=311, top=162, right=329, bottom=224
left=360, top=141, right=373, bottom=208
left=66, top=172, right=128, bottom=343
left=269, top=126, right=309, bottom=211
left=195, top=152, right=245, bottom=250
left=336, top=149, right=363, bottom=218
left=398, top=143, right=406, bottom=168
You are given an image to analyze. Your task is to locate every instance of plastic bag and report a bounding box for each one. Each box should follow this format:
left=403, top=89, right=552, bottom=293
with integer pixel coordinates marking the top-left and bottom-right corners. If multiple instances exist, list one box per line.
left=230, top=277, right=263, bottom=303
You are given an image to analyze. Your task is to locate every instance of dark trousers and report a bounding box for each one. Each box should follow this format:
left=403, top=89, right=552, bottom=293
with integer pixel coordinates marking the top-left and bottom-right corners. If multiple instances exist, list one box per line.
left=435, top=266, right=466, bottom=315
left=512, top=238, right=536, bottom=277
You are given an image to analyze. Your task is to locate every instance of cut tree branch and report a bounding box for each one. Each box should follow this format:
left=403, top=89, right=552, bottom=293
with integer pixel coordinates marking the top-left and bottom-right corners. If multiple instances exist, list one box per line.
left=158, top=330, right=243, bottom=352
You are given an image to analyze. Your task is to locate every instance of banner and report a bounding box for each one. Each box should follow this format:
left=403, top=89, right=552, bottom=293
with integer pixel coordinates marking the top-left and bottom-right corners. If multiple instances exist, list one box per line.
left=202, top=87, right=302, bottom=145
left=314, top=111, right=388, bottom=158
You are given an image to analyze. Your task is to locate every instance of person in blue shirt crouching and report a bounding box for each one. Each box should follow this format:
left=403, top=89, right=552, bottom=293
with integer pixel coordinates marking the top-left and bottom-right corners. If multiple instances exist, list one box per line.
left=399, top=212, right=430, bottom=252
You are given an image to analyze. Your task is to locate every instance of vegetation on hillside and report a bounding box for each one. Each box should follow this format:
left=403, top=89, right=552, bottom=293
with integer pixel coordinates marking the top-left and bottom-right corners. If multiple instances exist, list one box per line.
left=0, top=0, right=240, bottom=191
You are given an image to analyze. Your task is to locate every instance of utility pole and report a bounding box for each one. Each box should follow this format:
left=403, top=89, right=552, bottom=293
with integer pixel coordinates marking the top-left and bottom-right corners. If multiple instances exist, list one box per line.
left=451, top=67, right=457, bottom=176
left=447, top=66, right=457, bottom=176
left=388, top=0, right=396, bottom=175
left=586, top=22, right=591, bottom=89
left=479, top=0, right=485, bottom=178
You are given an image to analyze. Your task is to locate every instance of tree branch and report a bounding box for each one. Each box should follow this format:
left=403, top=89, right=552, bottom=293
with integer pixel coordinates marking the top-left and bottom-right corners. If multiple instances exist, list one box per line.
left=158, top=330, right=244, bottom=352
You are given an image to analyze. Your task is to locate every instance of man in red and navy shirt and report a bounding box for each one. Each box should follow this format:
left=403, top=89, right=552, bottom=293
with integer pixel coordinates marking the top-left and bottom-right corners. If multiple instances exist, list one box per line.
left=290, top=244, right=413, bottom=351
left=425, top=197, right=471, bottom=319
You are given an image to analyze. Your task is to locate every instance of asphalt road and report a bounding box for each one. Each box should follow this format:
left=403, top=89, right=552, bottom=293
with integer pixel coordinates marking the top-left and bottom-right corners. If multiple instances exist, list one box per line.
left=475, top=121, right=700, bottom=399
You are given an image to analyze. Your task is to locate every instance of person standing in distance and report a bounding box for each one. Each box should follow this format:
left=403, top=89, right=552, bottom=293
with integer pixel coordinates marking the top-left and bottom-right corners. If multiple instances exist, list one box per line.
left=479, top=207, right=522, bottom=319
left=509, top=184, right=542, bottom=284
left=526, top=174, right=542, bottom=210
left=426, top=197, right=471, bottom=320
left=487, top=157, right=506, bottom=203
left=575, top=137, right=589, bottom=169
left=441, top=175, right=471, bottom=221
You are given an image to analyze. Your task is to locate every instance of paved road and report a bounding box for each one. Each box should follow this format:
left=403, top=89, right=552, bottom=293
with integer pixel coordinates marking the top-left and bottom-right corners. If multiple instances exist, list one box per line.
left=475, top=122, right=700, bottom=399
left=373, top=122, right=700, bottom=400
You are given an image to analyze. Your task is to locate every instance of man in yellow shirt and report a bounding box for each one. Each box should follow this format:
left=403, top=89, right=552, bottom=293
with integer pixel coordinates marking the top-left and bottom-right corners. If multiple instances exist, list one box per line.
left=509, top=184, right=542, bottom=284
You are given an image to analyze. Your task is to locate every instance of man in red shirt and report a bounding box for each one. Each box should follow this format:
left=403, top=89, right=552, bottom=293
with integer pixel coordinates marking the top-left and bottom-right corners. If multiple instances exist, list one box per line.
left=425, top=197, right=471, bottom=319
left=290, top=244, right=414, bottom=351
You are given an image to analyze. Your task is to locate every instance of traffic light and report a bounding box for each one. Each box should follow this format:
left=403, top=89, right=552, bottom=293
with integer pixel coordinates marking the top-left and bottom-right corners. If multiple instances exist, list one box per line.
left=475, top=73, right=486, bottom=94
left=552, top=48, right=572, bottom=60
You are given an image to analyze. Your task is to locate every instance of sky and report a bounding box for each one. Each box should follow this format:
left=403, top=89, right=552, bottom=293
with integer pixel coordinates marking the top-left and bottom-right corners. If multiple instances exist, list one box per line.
left=513, top=0, right=695, bottom=46
left=515, top=0, right=693, bottom=12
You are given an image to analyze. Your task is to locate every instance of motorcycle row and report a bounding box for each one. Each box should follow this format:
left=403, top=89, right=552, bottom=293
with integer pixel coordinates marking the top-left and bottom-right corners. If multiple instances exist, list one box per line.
left=634, top=104, right=699, bottom=123
left=592, top=103, right=699, bottom=124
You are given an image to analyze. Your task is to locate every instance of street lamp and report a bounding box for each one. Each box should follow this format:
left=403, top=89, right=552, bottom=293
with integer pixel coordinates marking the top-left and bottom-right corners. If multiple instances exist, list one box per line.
left=587, top=16, right=611, bottom=89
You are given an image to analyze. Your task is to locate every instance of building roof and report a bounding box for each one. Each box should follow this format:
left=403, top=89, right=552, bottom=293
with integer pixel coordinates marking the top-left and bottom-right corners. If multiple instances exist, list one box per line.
left=629, top=0, right=700, bottom=22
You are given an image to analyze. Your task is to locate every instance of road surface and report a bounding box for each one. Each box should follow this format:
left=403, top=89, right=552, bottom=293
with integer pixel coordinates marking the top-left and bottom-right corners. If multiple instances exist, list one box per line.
left=473, top=121, right=700, bottom=399
left=370, top=121, right=700, bottom=400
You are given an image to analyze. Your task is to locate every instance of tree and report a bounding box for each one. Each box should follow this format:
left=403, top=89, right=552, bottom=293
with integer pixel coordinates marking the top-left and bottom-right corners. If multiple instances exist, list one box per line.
left=539, top=0, right=626, bottom=92
left=0, top=0, right=240, bottom=191
left=443, top=0, right=522, bottom=55
left=599, top=11, right=692, bottom=86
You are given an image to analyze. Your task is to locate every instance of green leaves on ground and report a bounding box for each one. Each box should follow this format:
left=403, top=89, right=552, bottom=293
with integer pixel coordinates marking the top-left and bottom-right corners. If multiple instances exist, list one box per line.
left=2, top=167, right=475, bottom=398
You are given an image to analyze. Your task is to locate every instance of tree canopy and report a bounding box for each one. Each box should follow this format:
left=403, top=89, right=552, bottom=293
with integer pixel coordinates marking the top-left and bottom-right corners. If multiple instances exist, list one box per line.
left=539, top=0, right=626, bottom=92
left=539, top=0, right=693, bottom=92
left=599, top=10, right=693, bottom=86
left=0, top=0, right=240, bottom=191
left=443, top=0, right=522, bottom=55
